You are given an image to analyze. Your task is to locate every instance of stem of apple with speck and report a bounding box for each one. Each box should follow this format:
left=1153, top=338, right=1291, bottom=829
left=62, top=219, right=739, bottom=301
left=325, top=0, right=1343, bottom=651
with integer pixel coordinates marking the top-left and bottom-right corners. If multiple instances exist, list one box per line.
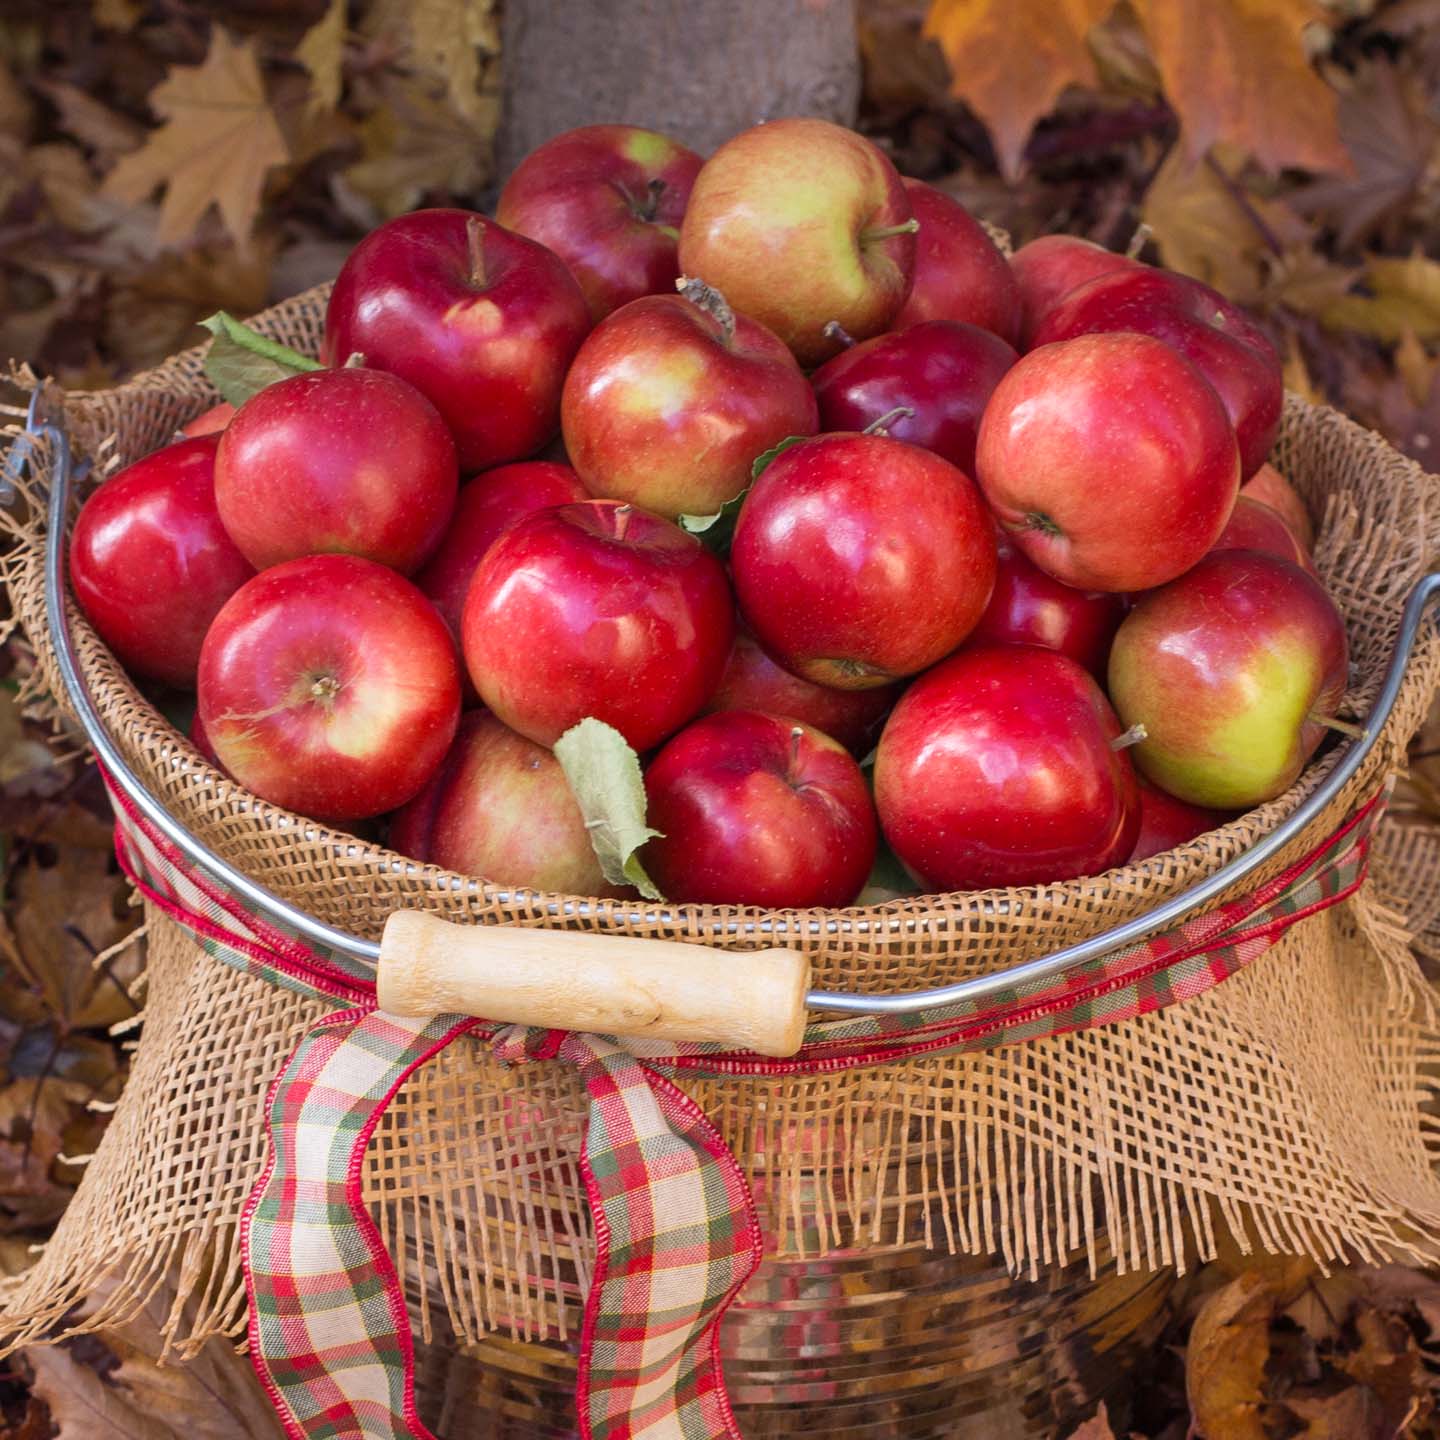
left=822, top=320, right=856, bottom=349
left=862, top=406, right=915, bottom=437
left=613, top=504, right=633, bottom=543
left=676, top=276, right=736, bottom=346
left=466, top=214, right=488, bottom=289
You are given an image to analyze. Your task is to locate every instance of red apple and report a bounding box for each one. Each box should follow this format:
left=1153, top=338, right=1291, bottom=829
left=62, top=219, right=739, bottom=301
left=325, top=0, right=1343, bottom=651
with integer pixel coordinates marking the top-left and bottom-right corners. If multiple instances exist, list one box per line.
left=1033, top=267, right=1282, bottom=478
left=874, top=645, right=1139, bottom=892
left=496, top=124, right=703, bottom=322
left=1128, top=777, right=1235, bottom=863
left=704, top=627, right=900, bottom=756
left=969, top=528, right=1126, bottom=676
left=1009, top=235, right=1139, bottom=349
left=214, top=367, right=457, bottom=573
left=197, top=555, right=461, bottom=820
left=976, top=332, right=1240, bottom=592
left=561, top=284, right=818, bottom=517
left=810, top=320, right=1016, bottom=476
left=677, top=118, right=916, bottom=366
left=731, top=434, right=997, bottom=689
left=415, top=461, right=589, bottom=642
left=1243, top=462, right=1314, bottom=549
left=643, top=710, right=877, bottom=908
left=892, top=178, right=1021, bottom=343
left=181, top=401, right=235, bottom=437
left=69, top=434, right=255, bottom=688
left=1211, top=495, right=1316, bottom=573
left=324, top=209, right=591, bottom=473
left=462, top=500, right=734, bottom=750
left=1107, top=550, right=1350, bottom=809
left=389, top=711, right=619, bottom=895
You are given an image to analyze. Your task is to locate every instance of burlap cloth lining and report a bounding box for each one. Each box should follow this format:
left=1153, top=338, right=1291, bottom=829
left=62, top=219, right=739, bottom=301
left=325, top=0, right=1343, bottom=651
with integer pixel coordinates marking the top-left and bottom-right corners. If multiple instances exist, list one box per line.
left=0, top=283, right=1437, bottom=1357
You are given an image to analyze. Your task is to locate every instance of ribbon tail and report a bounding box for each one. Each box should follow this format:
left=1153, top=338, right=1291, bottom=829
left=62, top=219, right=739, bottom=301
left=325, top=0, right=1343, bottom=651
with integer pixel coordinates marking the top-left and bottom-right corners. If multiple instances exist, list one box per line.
left=242, top=1006, right=483, bottom=1439
left=562, top=1032, right=763, bottom=1440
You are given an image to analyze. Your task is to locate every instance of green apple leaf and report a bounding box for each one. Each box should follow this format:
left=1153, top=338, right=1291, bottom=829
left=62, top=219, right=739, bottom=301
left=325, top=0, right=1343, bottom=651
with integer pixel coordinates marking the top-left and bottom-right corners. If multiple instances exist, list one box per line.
left=200, top=310, right=322, bottom=408
left=554, top=717, right=665, bottom=900
left=677, top=487, right=748, bottom=553
left=749, top=433, right=808, bottom=481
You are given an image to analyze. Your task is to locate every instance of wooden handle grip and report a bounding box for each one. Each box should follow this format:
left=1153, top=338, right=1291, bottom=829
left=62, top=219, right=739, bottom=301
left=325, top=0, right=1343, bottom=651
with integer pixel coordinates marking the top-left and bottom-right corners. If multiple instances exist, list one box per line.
left=376, top=911, right=812, bottom=1058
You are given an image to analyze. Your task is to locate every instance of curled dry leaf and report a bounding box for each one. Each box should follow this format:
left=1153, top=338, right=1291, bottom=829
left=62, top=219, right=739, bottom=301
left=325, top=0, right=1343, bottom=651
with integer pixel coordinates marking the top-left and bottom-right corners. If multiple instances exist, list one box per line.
left=1063, top=1399, right=1119, bottom=1438
left=1184, top=1268, right=1276, bottom=1440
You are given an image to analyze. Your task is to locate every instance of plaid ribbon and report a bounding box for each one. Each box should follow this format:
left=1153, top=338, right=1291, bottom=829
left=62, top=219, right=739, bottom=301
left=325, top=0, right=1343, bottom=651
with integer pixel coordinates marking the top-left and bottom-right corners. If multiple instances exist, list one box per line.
left=105, top=773, right=1386, bottom=1440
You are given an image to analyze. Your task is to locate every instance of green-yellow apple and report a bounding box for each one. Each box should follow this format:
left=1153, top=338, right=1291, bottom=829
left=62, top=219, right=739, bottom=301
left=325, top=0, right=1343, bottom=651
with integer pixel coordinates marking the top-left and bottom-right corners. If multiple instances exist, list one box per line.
left=1107, top=550, right=1350, bottom=809
left=677, top=118, right=916, bottom=366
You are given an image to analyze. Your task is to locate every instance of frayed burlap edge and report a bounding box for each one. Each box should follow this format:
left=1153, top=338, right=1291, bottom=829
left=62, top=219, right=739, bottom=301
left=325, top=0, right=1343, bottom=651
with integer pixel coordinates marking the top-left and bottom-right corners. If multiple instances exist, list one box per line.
left=0, top=286, right=1438, bottom=1359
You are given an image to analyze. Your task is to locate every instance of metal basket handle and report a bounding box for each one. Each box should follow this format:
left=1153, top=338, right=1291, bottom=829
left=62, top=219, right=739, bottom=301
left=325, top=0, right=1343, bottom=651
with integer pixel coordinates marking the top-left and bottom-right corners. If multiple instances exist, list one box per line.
left=23, top=393, right=1440, bottom=1055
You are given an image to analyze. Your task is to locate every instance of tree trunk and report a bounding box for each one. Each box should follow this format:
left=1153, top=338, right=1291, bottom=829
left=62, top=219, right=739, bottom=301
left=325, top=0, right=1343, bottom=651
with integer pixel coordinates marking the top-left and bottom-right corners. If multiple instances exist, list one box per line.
left=497, top=0, right=860, bottom=176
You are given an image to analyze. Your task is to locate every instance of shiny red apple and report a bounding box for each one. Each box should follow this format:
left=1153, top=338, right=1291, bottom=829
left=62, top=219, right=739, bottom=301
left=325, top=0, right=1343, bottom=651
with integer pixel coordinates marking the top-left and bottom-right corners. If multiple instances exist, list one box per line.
left=389, top=710, right=620, bottom=895
left=1009, top=234, right=1139, bottom=348
left=969, top=528, right=1126, bottom=676
left=875, top=645, right=1139, bottom=892
left=1211, top=495, right=1316, bottom=573
left=214, top=367, right=457, bottom=573
left=1243, top=462, right=1314, bottom=549
left=677, top=118, right=916, bottom=366
left=69, top=434, right=254, bottom=688
left=324, top=208, right=591, bottom=473
left=810, top=320, right=1016, bottom=476
left=731, top=433, right=997, bottom=689
left=462, top=500, right=734, bottom=750
left=643, top=710, right=877, bottom=908
left=196, top=555, right=461, bottom=820
left=415, top=460, right=589, bottom=642
left=561, top=284, right=818, bottom=517
left=1033, top=267, right=1283, bottom=478
left=1108, top=550, right=1350, bottom=809
left=1128, top=777, right=1235, bottom=863
left=976, top=332, right=1240, bottom=592
left=496, top=124, right=703, bottom=322
left=704, top=627, right=900, bottom=757
left=892, top=178, right=1020, bottom=343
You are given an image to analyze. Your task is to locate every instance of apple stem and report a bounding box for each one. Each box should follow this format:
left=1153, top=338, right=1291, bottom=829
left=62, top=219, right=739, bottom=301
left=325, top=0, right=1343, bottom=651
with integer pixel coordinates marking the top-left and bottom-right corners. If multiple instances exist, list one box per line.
left=1125, top=222, right=1153, bottom=260
left=1311, top=712, right=1366, bottom=741
left=1110, top=722, right=1147, bottom=751
left=862, top=405, right=915, bottom=437
left=614, top=503, right=633, bottom=542
left=642, top=176, right=667, bottom=220
left=823, top=319, right=857, bottom=349
left=466, top=214, right=488, bottom=289
left=676, top=276, right=736, bottom=346
left=788, top=725, right=804, bottom=779
left=342, top=351, right=367, bottom=369
left=859, top=218, right=920, bottom=246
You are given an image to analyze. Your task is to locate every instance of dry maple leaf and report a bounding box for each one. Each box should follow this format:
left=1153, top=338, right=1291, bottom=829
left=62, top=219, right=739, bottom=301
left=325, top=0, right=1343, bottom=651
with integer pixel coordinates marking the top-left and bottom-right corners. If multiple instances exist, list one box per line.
left=922, top=0, right=1116, bottom=179
left=102, top=28, right=289, bottom=251
left=1322, top=250, right=1440, bottom=343
left=1129, top=0, right=1347, bottom=175
left=296, top=0, right=347, bottom=116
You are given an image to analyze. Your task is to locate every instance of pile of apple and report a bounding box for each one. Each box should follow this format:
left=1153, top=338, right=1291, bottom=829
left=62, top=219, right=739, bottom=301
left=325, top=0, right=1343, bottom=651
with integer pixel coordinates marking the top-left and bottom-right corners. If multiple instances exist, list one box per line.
left=67, top=116, right=1348, bottom=911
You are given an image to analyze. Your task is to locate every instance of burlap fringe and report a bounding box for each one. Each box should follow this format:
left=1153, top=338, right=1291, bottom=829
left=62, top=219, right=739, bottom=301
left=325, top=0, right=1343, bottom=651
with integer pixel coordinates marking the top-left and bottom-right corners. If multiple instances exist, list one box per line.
left=1, top=286, right=1438, bottom=1358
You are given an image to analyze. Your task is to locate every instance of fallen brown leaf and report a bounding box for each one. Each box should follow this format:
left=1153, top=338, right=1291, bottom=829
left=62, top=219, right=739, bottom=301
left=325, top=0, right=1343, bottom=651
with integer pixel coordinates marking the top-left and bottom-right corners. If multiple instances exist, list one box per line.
left=1185, top=1269, right=1276, bottom=1440
left=1130, top=0, right=1347, bottom=175
left=922, top=0, right=1114, bottom=179
left=1064, top=1399, right=1120, bottom=1437
left=1284, top=1386, right=1386, bottom=1438
left=102, top=27, right=290, bottom=250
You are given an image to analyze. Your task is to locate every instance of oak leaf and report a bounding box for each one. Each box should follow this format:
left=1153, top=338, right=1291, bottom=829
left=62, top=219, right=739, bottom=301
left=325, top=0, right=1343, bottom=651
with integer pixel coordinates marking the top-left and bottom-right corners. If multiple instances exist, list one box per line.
left=922, top=0, right=1116, bottom=179
left=102, top=28, right=289, bottom=250
left=1130, top=0, right=1347, bottom=174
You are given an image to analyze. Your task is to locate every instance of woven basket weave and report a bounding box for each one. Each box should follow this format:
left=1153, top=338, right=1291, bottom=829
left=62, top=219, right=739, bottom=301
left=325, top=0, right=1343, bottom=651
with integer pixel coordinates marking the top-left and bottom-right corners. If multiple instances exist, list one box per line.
left=1, top=283, right=1438, bottom=1436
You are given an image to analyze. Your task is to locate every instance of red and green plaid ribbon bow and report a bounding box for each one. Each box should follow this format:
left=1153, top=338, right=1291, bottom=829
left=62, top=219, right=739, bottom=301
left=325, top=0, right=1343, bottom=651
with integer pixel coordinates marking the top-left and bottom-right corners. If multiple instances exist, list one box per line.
left=107, top=774, right=1386, bottom=1440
